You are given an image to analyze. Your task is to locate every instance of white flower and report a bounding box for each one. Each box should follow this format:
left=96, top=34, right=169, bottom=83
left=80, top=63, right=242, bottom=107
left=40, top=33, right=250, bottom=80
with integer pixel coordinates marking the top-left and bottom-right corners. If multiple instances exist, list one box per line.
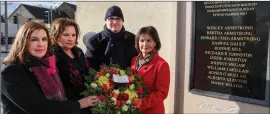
left=111, top=97, right=117, bottom=102
left=129, top=84, right=135, bottom=90
left=122, top=104, right=129, bottom=111
left=126, top=100, right=131, bottom=104
left=113, top=89, right=120, bottom=94
left=90, top=83, right=97, bottom=88
left=106, top=73, right=110, bottom=77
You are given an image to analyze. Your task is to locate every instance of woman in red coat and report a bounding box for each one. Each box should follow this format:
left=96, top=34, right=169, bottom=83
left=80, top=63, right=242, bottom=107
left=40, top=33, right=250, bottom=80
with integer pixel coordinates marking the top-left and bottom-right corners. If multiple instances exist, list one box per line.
left=130, top=26, right=170, bottom=114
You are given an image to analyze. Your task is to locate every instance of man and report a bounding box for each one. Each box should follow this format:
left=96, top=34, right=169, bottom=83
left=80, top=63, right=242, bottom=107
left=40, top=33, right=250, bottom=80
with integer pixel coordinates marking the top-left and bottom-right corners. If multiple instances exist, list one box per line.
left=85, top=5, right=137, bottom=70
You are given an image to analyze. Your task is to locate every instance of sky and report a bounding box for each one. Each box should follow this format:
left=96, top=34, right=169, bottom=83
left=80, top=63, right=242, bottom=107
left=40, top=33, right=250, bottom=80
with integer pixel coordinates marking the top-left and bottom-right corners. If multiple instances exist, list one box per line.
left=0, top=1, right=76, bottom=17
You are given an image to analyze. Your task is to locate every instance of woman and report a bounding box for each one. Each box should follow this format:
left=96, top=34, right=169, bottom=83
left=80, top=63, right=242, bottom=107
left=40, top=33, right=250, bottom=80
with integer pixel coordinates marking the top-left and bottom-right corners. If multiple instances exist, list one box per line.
left=50, top=18, right=92, bottom=114
left=130, top=26, right=170, bottom=114
left=1, top=22, right=97, bottom=114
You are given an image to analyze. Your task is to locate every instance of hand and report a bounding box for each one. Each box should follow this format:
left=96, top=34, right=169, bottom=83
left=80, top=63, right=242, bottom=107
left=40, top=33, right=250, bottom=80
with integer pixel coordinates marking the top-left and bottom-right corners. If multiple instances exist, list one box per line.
left=78, top=96, right=98, bottom=109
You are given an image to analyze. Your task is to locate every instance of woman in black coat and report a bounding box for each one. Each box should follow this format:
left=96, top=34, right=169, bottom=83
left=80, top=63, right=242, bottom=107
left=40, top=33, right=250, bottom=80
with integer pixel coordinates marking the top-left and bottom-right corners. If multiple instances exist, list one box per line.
left=1, top=22, right=97, bottom=114
left=50, top=18, right=93, bottom=114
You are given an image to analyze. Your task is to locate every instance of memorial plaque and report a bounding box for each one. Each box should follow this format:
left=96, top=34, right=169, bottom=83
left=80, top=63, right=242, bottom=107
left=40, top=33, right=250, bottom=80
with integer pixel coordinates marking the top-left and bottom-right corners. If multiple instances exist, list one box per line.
left=189, top=1, right=270, bottom=106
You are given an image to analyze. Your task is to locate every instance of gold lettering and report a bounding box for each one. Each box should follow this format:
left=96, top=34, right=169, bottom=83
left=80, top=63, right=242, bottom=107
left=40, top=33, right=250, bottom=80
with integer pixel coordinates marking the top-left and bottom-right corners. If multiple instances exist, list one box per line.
left=224, top=82, right=243, bottom=88
left=210, top=61, right=227, bottom=66
left=228, top=52, right=252, bottom=58
left=226, top=78, right=247, bottom=84
left=224, top=31, right=252, bottom=36
left=214, top=46, right=231, bottom=51
left=210, top=80, right=225, bottom=86
left=207, top=31, right=223, bottom=35
left=209, top=56, right=223, bottom=61
left=227, top=62, right=246, bottom=68
left=212, top=41, right=229, bottom=46
left=205, top=51, right=228, bottom=56
left=206, top=26, right=224, bottom=30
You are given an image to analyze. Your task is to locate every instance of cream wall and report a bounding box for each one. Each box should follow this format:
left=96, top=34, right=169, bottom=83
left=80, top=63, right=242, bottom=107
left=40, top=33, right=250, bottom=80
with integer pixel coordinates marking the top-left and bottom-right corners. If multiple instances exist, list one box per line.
left=76, top=2, right=177, bottom=113
left=76, top=1, right=270, bottom=114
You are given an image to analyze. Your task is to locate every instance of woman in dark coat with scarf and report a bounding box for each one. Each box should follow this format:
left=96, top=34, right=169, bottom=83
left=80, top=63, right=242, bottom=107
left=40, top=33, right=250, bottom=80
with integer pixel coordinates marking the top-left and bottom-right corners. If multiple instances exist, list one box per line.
left=1, top=22, right=97, bottom=114
left=50, top=18, right=94, bottom=114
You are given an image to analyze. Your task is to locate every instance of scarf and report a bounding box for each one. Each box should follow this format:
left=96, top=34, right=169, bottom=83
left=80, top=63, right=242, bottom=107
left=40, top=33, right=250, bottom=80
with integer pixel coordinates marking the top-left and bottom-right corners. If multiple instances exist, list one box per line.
left=26, top=52, right=66, bottom=101
left=66, top=47, right=90, bottom=86
left=103, top=25, right=126, bottom=69
left=135, top=51, right=155, bottom=72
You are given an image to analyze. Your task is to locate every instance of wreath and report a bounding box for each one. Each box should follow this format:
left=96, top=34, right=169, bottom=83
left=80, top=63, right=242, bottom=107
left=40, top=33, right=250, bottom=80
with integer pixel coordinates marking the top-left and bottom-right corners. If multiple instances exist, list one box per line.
left=81, top=64, right=150, bottom=114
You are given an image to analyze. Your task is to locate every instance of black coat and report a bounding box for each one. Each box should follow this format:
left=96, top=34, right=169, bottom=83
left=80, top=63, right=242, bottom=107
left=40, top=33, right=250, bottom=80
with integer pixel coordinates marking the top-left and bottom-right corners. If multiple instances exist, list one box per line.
left=54, top=46, right=91, bottom=114
left=54, top=46, right=89, bottom=100
left=85, top=31, right=137, bottom=70
left=1, top=59, right=80, bottom=114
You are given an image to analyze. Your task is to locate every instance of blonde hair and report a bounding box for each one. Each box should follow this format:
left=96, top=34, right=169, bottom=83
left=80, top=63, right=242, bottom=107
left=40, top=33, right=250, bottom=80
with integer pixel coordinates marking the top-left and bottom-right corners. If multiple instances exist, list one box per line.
left=3, top=22, right=51, bottom=64
left=50, top=18, right=80, bottom=46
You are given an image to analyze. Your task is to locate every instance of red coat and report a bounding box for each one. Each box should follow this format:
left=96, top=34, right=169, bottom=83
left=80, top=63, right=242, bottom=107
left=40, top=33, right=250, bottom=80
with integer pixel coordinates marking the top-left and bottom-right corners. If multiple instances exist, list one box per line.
left=131, top=51, right=170, bottom=114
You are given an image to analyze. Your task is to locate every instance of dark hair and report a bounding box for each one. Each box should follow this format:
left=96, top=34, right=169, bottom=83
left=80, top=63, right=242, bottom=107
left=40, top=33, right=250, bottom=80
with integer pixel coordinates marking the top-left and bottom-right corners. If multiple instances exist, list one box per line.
left=135, top=26, right=161, bottom=52
left=50, top=18, right=80, bottom=45
left=3, top=22, right=51, bottom=64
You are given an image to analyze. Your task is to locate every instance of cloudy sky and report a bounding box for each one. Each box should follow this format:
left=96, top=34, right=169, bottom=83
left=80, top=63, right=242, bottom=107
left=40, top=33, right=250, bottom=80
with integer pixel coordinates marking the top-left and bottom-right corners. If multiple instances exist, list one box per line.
left=1, top=1, right=76, bottom=16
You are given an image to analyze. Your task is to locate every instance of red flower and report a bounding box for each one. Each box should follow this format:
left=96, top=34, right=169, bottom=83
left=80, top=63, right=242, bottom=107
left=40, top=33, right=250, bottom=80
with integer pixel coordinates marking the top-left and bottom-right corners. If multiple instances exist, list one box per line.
left=109, top=79, right=114, bottom=85
left=106, top=90, right=112, bottom=95
left=102, top=84, right=108, bottom=90
left=121, top=100, right=126, bottom=104
left=117, top=96, right=123, bottom=101
left=75, top=70, right=79, bottom=75
left=110, top=67, right=116, bottom=70
left=124, top=34, right=128, bottom=39
left=137, top=86, right=143, bottom=95
left=111, top=70, right=117, bottom=74
left=123, top=93, right=129, bottom=101
left=109, top=85, right=114, bottom=91
left=98, top=95, right=105, bottom=101
left=94, top=73, right=100, bottom=78
left=125, top=82, right=131, bottom=86
left=100, top=69, right=106, bottom=74
left=116, top=100, right=121, bottom=107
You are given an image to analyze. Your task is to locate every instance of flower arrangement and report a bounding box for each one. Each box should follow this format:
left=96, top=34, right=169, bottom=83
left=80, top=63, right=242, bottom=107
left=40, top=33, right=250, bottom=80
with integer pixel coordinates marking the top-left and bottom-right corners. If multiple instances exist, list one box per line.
left=81, top=64, right=149, bottom=114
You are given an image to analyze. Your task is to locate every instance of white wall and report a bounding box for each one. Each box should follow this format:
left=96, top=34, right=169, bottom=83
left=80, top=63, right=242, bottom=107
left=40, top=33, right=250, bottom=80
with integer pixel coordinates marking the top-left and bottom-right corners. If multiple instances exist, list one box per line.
left=76, top=2, right=177, bottom=113
left=8, top=6, right=34, bottom=24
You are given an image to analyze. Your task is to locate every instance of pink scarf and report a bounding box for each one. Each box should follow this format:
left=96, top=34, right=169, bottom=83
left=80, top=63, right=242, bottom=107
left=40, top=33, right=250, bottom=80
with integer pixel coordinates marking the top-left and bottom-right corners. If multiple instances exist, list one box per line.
left=30, top=54, right=66, bottom=101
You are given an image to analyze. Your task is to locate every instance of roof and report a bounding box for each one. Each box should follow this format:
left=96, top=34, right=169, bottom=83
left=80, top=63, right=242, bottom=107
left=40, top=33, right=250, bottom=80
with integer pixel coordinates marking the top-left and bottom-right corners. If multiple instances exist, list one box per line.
left=64, top=2, right=76, bottom=11
left=22, top=4, right=51, bottom=19
left=8, top=3, right=75, bottom=21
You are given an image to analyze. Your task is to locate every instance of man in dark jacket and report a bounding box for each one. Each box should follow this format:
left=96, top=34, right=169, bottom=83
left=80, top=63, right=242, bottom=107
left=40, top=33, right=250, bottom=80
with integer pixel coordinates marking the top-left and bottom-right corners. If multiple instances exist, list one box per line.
left=85, top=5, right=137, bottom=70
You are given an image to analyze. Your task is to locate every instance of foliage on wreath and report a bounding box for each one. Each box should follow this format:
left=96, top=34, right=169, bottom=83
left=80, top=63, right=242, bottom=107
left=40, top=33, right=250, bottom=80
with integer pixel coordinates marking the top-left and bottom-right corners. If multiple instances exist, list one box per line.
left=81, top=64, right=150, bottom=114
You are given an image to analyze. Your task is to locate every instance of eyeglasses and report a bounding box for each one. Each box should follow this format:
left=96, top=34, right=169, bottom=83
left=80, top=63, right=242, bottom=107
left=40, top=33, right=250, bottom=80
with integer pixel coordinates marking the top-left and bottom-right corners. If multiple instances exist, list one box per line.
left=107, top=17, right=122, bottom=22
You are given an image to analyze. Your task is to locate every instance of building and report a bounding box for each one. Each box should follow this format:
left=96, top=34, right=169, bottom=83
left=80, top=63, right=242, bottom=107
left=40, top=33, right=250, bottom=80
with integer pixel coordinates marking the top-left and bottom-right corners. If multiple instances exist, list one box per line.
left=76, top=2, right=270, bottom=114
left=7, top=2, right=76, bottom=25
left=55, top=2, right=76, bottom=19
left=7, top=4, right=50, bottom=24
